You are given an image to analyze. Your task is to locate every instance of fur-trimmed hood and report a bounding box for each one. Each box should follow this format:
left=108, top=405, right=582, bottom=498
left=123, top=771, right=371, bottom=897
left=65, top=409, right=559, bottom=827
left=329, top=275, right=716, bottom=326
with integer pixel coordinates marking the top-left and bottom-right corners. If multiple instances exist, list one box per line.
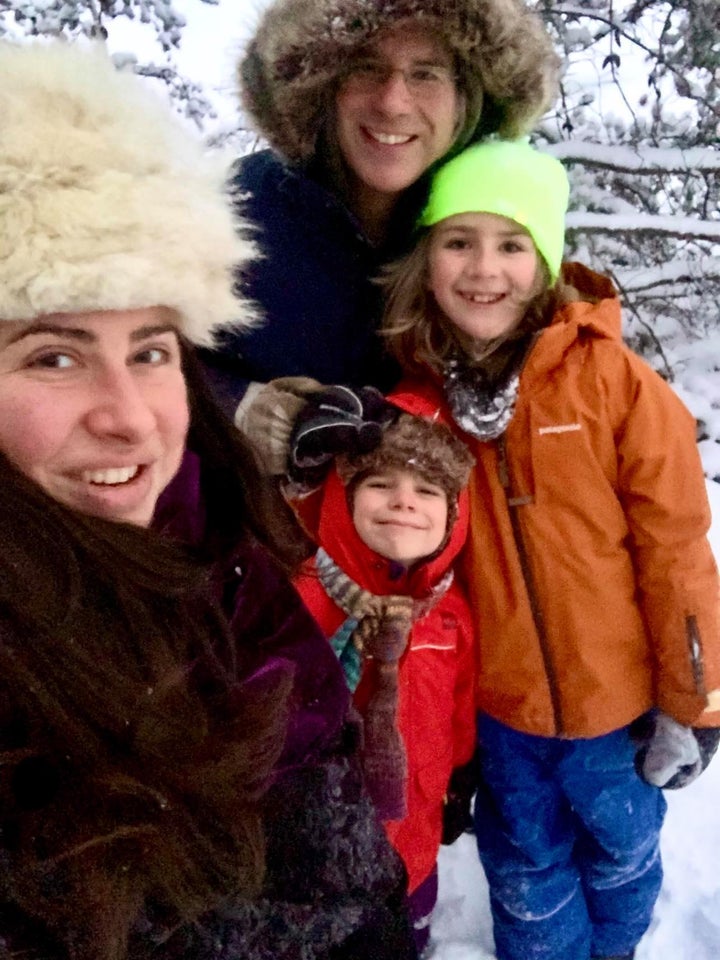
left=240, top=0, right=560, bottom=163
left=0, top=41, right=255, bottom=346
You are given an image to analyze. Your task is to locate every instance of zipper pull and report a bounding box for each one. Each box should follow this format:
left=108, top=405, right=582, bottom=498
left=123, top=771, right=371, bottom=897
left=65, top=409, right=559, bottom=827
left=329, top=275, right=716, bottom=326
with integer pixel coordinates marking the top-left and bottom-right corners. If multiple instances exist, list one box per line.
left=496, top=436, right=510, bottom=489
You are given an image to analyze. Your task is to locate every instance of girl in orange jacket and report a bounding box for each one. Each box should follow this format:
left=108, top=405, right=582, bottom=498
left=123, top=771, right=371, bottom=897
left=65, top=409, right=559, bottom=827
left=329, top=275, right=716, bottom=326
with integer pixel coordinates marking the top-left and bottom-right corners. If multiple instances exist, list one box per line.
left=367, top=139, right=720, bottom=960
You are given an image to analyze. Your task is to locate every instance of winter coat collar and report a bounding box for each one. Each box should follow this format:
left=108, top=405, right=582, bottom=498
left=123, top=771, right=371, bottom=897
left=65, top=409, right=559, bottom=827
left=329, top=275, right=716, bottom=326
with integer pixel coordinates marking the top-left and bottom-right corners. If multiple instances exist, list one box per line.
left=153, top=449, right=206, bottom=546
left=235, top=148, right=420, bottom=257
left=521, top=262, right=622, bottom=388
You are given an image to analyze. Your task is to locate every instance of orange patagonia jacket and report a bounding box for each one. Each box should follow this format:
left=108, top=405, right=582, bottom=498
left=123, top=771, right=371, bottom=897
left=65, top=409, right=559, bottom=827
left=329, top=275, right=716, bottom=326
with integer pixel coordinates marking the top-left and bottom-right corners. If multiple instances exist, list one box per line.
left=391, top=263, right=720, bottom=739
left=293, top=462, right=476, bottom=894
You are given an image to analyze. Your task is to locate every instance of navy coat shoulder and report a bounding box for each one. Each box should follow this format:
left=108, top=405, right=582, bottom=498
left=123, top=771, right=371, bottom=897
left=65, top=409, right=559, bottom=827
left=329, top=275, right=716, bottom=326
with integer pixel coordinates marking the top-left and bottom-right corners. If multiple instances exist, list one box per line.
left=201, top=150, right=400, bottom=411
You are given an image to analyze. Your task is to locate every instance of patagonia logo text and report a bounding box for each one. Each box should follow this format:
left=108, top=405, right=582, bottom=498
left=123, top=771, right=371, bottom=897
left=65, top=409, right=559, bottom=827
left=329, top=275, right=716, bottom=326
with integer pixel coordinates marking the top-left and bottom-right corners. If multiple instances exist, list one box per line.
left=538, top=423, right=582, bottom=436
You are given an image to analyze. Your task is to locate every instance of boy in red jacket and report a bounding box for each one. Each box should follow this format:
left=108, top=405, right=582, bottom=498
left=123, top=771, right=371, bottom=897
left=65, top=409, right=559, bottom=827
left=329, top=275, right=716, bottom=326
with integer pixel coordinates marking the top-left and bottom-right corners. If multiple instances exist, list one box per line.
left=293, top=410, right=476, bottom=956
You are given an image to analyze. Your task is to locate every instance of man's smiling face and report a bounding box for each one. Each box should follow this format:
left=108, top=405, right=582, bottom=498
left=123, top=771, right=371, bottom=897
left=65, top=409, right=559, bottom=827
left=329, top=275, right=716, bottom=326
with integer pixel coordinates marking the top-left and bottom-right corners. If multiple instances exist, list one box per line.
left=335, top=23, right=462, bottom=211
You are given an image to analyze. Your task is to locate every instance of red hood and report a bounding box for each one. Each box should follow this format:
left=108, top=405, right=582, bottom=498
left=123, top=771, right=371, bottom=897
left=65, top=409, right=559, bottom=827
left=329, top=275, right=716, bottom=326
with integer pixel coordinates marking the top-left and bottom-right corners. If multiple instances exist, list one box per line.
left=311, top=391, right=470, bottom=598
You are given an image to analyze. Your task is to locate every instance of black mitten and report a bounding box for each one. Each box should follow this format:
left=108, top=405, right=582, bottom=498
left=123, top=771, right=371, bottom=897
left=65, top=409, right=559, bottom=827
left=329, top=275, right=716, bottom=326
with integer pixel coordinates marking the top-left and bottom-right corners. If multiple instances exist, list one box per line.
left=441, top=750, right=480, bottom=845
left=289, top=385, right=398, bottom=485
left=633, top=710, right=720, bottom=790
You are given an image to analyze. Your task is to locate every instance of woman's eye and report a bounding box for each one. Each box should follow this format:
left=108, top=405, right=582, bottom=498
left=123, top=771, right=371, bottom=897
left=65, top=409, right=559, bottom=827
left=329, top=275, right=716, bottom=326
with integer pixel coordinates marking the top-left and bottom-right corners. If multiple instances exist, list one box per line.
left=134, top=346, right=171, bottom=365
left=444, top=238, right=469, bottom=250
left=28, top=351, right=75, bottom=370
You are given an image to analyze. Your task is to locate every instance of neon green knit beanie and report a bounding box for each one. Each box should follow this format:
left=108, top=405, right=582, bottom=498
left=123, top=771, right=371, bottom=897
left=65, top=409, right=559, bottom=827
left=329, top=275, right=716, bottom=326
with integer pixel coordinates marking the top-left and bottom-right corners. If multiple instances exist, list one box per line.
left=419, top=140, right=569, bottom=281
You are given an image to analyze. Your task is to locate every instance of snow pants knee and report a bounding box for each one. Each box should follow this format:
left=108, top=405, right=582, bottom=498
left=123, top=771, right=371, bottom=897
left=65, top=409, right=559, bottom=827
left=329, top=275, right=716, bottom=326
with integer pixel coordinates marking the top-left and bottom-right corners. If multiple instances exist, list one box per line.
left=474, top=714, right=667, bottom=960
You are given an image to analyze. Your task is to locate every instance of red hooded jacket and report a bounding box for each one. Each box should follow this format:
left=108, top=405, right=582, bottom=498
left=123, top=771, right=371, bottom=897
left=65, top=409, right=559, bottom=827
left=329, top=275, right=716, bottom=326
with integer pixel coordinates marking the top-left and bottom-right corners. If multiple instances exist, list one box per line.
left=293, top=427, right=476, bottom=893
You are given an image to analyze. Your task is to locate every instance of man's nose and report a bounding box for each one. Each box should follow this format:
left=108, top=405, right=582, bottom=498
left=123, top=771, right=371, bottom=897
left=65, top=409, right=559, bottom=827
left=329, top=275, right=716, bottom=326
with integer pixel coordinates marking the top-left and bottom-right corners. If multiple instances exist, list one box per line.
left=372, top=68, right=415, bottom=111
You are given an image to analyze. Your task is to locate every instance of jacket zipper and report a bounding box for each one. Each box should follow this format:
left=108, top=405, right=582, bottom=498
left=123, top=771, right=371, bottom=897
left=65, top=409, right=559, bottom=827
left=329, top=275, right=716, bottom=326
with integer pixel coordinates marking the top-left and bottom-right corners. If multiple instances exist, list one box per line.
left=496, top=434, right=565, bottom=735
left=685, top=614, right=706, bottom=694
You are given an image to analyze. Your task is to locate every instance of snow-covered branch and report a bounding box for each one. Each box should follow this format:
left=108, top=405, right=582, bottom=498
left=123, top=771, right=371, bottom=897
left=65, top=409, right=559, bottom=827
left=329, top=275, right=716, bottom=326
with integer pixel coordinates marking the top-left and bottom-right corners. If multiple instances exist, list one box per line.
left=567, top=212, right=720, bottom=242
left=549, top=142, right=720, bottom=175
left=614, top=258, right=720, bottom=291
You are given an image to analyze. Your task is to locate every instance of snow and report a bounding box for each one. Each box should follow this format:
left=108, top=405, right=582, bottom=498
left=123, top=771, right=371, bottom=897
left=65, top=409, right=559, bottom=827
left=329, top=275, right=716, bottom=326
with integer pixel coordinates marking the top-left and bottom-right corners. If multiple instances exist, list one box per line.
left=549, top=141, right=720, bottom=174
left=431, top=478, right=720, bottom=959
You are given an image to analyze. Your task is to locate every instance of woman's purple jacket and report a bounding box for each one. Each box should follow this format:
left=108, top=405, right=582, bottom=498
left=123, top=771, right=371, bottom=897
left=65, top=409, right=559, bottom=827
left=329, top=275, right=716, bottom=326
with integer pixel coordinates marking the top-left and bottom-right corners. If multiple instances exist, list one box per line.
left=157, top=451, right=350, bottom=769
left=144, top=452, right=416, bottom=960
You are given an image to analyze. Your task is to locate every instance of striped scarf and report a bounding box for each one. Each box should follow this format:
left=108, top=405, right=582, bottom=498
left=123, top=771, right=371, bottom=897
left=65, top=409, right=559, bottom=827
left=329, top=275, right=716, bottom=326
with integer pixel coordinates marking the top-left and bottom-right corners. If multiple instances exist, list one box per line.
left=316, top=547, right=453, bottom=821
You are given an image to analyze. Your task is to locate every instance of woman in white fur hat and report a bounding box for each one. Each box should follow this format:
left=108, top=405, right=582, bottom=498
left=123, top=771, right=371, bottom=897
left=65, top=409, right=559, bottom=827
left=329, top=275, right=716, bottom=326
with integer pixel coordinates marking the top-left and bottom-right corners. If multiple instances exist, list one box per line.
left=201, top=0, right=561, bottom=427
left=0, top=40, right=416, bottom=960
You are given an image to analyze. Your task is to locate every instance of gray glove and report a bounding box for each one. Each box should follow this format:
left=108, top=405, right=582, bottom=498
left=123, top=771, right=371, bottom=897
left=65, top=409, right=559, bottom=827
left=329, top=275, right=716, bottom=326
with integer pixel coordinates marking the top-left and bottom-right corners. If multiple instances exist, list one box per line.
left=234, top=377, right=323, bottom=475
left=633, top=710, right=720, bottom=790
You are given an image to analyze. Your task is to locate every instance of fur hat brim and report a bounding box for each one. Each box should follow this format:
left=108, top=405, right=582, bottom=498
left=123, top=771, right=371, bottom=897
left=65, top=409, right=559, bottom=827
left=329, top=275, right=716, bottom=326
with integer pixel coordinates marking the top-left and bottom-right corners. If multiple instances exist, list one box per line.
left=0, top=41, right=256, bottom=346
left=337, top=412, right=474, bottom=498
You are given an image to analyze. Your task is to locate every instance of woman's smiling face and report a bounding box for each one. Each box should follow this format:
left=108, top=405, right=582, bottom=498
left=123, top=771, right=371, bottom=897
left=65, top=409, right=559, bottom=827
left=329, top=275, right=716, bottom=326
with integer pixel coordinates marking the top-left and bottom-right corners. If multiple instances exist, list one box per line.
left=0, top=306, right=189, bottom=527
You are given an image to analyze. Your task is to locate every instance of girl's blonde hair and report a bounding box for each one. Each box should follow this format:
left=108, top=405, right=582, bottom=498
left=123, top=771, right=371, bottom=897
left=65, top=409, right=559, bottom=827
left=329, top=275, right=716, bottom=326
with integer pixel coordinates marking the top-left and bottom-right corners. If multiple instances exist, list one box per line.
left=380, top=229, right=574, bottom=376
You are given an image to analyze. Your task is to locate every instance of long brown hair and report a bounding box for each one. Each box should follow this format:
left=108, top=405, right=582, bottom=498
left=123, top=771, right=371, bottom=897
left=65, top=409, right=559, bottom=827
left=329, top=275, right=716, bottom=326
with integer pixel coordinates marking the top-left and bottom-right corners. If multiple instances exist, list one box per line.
left=380, top=228, right=575, bottom=378
left=0, top=355, right=295, bottom=959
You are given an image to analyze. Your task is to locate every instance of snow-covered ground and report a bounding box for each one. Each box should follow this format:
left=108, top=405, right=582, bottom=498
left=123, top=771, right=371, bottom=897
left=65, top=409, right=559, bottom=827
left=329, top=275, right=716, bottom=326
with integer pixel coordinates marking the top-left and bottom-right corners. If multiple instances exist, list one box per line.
left=433, top=478, right=720, bottom=959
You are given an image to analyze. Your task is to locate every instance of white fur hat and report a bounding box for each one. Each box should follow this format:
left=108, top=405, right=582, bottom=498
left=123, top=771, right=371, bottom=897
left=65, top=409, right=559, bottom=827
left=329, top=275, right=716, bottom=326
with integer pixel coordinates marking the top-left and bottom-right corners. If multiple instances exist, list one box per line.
left=0, top=40, right=255, bottom=346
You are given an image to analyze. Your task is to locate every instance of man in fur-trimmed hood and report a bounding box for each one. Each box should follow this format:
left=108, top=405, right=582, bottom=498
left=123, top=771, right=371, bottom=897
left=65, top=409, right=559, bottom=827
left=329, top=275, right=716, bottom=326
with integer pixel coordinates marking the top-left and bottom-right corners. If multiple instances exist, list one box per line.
left=202, top=0, right=562, bottom=430
left=240, top=0, right=560, bottom=164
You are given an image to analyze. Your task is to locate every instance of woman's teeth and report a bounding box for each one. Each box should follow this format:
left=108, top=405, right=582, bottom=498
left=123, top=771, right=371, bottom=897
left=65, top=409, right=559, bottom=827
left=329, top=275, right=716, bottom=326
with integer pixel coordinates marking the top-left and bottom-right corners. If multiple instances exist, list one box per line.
left=83, top=466, right=140, bottom=485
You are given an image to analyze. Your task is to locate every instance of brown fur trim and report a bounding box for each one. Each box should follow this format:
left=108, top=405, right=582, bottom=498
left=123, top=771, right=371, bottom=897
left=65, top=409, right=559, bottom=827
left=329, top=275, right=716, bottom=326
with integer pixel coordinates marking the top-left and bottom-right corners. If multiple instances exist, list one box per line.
left=239, top=0, right=560, bottom=162
left=336, top=412, right=474, bottom=500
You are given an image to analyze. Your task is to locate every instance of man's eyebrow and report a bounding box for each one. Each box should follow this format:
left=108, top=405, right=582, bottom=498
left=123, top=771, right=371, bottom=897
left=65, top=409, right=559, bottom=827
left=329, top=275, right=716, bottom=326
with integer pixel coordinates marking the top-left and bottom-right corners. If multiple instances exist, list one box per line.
left=411, top=57, right=452, bottom=66
left=356, top=53, right=452, bottom=67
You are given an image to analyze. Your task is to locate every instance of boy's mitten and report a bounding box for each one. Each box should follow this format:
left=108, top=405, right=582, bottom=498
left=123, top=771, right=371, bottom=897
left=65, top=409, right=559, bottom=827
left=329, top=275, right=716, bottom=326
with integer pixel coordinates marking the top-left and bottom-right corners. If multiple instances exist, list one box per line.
left=633, top=710, right=720, bottom=790
left=289, top=385, right=398, bottom=486
left=441, top=750, right=480, bottom=845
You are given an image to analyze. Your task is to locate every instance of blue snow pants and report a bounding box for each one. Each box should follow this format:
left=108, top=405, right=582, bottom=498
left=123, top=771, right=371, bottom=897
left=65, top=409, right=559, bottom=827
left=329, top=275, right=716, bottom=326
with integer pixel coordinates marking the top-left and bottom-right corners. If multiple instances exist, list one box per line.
left=474, top=714, right=667, bottom=960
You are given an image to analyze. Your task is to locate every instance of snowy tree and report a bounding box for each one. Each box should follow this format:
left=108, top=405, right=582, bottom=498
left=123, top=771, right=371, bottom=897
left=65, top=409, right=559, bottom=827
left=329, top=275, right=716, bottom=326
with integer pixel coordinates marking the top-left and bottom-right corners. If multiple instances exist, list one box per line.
left=535, top=2, right=719, bottom=357
left=527, top=1, right=720, bottom=462
left=0, top=0, right=216, bottom=126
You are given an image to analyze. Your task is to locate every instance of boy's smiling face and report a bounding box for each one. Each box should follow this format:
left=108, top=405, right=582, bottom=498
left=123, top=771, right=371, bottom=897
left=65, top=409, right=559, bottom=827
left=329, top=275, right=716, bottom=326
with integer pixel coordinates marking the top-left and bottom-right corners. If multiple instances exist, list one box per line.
left=352, top=467, right=448, bottom=567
